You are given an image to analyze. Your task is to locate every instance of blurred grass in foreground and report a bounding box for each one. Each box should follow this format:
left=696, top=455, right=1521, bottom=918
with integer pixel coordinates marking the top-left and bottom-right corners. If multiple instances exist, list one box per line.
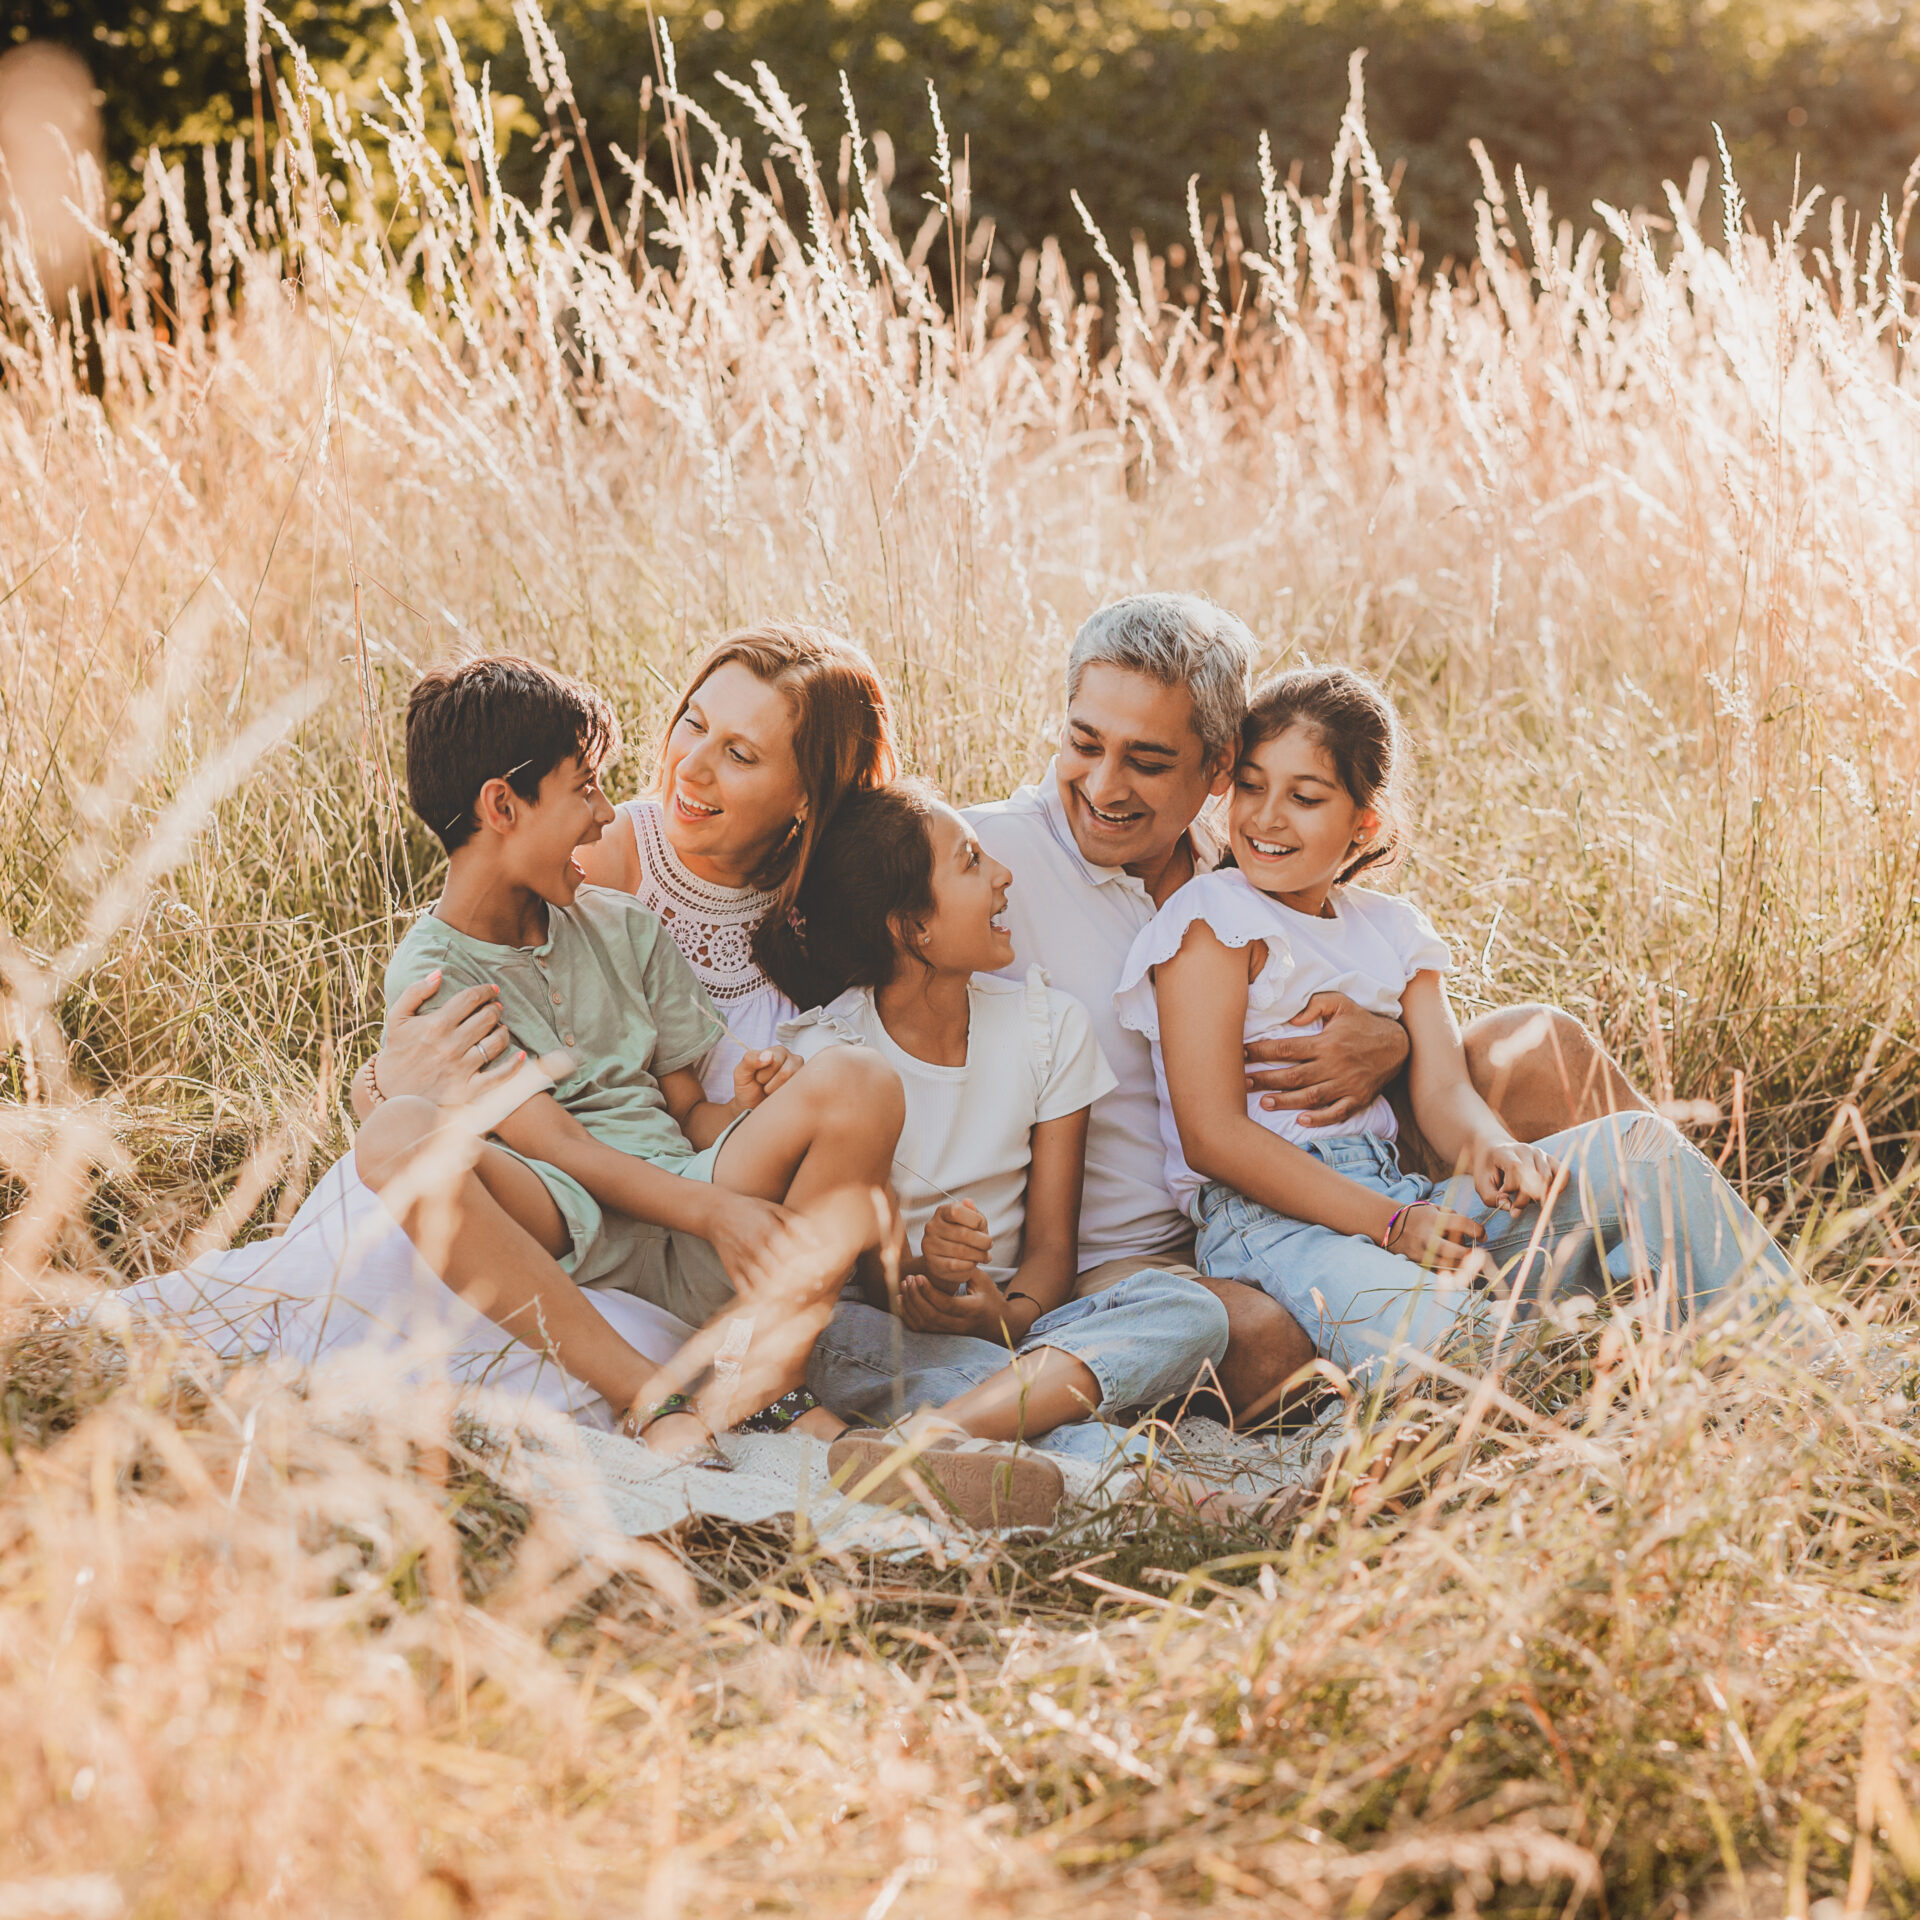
left=2, top=9, right=1920, bottom=1914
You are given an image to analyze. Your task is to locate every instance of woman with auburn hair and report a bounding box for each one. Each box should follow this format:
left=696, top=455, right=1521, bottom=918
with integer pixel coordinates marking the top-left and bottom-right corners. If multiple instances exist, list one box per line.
left=572, top=623, right=899, bottom=1096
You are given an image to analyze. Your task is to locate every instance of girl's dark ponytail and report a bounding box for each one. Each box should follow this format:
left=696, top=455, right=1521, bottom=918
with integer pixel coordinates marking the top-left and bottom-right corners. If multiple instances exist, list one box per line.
left=755, top=781, right=941, bottom=1011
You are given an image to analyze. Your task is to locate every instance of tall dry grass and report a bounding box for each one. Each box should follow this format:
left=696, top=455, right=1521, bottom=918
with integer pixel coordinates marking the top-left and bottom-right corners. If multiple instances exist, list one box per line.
left=3, top=15, right=1920, bottom=1916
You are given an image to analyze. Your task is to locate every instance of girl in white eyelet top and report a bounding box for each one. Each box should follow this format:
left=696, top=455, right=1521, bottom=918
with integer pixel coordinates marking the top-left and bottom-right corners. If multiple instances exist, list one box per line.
left=1117, top=874, right=1450, bottom=1215
left=618, top=796, right=797, bottom=1104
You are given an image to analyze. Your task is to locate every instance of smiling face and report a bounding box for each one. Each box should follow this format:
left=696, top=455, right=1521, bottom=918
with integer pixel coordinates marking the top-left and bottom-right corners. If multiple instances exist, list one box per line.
left=905, top=804, right=1016, bottom=978
left=1055, top=663, right=1230, bottom=878
left=493, top=751, right=616, bottom=908
left=658, top=661, right=808, bottom=884
left=1227, top=723, right=1376, bottom=916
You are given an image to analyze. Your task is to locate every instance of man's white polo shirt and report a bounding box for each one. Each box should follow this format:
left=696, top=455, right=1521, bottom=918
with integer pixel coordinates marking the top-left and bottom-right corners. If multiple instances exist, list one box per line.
left=965, top=761, right=1223, bottom=1272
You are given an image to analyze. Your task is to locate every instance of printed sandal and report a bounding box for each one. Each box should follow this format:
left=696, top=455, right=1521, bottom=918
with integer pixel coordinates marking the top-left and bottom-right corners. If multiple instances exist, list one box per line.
left=621, top=1391, right=733, bottom=1473
left=827, top=1430, right=1064, bottom=1532
left=735, top=1387, right=823, bottom=1434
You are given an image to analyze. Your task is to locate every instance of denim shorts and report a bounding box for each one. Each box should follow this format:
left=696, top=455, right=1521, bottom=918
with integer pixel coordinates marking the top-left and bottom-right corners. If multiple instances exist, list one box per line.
left=1194, top=1115, right=1826, bottom=1389
left=805, top=1268, right=1230, bottom=1466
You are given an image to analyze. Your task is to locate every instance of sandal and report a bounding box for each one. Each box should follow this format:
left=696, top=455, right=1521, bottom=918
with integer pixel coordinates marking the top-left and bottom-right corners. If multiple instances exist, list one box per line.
left=620, top=1391, right=733, bottom=1472
left=828, top=1429, right=1064, bottom=1532
left=735, top=1386, right=823, bottom=1434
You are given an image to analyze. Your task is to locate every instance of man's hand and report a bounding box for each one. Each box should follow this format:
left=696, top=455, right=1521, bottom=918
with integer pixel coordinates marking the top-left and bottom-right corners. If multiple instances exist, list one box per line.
left=359, top=973, right=526, bottom=1117
left=1471, top=1138, right=1562, bottom=1217
left=702, top=1190, right=802, bottom=1295
left=920, top=1199, right=992, bottom=1289
left=897, top=1272, right=1017, bottom=1340
left=1244, top=991, right=1410, bottom=1127
left=730, top=1044, right=800, bottom=1112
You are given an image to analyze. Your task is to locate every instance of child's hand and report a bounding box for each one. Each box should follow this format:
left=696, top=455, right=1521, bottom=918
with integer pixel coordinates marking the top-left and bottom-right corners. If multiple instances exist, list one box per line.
left=705, top=1190, right=802, bottom=1294
left=1471, top=1139, right=1561, bottom=1216
left=1387, top=1200, right=1485, bottom=1274
left=921, top=1199, right=992, bottom=1289
left=898, top=1271, right=1013, bottom=1339
left=730, top=1044, right=800, bottom=1111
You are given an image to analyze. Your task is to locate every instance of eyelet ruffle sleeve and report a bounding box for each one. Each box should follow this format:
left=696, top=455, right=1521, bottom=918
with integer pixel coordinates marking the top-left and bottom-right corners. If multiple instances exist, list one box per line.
left=1113, top=871, right=1295, bottom=1042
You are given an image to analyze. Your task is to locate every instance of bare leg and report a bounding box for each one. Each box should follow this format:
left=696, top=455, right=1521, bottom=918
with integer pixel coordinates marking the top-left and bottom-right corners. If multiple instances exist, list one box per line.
left=354, top=1096, right=659, bottom=1415
left=641, top=1048, right=906, bottom=1448
left=1396, top=1002, right=1651, bottom=1182
left=930, top=1346, right=1102, bottom=1443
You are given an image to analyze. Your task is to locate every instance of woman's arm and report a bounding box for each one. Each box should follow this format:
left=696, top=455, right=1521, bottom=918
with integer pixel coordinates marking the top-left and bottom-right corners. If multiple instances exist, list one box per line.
left=1157, top=923, right=1404, bottom=1242
left=351, top=974, right=520, bottom=1122
left=573, top=807, right=641, bottom=892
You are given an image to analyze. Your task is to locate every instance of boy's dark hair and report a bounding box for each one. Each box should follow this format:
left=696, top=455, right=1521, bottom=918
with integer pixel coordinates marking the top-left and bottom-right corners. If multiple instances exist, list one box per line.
left=405, top=654, right=619, bottom=853
left=757, top=780, right=940, bottom=1010
left=1239, top=665, right=1407, bottom=885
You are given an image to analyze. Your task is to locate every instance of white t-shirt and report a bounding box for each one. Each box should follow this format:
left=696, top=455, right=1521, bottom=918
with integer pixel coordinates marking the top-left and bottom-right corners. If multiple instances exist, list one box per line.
left=1114, top=869, right=1453, bottom=1217
left=620, top=797, right=798, bottom=1103
left=964, top=763, right=1226, bottom=1269
left=777, top=967, right=1116, bottom=1269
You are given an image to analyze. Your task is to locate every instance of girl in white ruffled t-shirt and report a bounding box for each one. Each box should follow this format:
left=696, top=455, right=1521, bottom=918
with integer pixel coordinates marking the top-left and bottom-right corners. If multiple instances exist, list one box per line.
left=1118, top=666, right=1830, bottom=1389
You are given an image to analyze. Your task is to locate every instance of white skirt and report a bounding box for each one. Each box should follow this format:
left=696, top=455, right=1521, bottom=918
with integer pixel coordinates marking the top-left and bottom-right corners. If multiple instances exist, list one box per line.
left=113, top=1154, right=694, bottom=1430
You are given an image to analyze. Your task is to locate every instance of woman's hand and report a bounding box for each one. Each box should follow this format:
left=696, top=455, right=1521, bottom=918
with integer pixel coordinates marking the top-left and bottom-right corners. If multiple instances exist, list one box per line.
left=920, top=1199, right=992, bottom=1288
left=897, top=1272, right=1019, bottom=1340
left=1387, top=1200, right=1485, bottom=1274
left=1471, top=1139, right=1562, bottom=1216
left=730, top=1044, right=800, bottom=1111
left=367, top=972, right=523, bottom=1109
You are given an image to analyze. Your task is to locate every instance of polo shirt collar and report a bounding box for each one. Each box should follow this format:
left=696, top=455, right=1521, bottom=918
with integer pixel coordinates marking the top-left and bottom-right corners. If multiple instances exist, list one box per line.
left=1036, top=756, right=1229, bottom=888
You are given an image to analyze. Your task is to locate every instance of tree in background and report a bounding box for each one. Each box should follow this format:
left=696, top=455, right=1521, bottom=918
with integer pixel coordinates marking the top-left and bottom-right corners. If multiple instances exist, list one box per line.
left=9, top=0, right=1919, bottom=278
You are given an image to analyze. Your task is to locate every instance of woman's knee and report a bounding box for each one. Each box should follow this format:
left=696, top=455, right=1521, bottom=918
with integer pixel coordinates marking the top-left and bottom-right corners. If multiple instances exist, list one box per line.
left=352, top=1095, right=443, bottom=1191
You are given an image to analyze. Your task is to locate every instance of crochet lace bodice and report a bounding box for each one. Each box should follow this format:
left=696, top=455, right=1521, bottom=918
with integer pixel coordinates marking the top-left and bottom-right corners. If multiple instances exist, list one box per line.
left=621, top=798, right=798, bottom=1101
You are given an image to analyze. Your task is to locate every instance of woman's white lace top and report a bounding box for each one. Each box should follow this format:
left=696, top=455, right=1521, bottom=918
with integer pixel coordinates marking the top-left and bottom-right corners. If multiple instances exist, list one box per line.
left=1114, top=870, right=1452, bottom=1215
left=621, top=797, right=798, bottom=1102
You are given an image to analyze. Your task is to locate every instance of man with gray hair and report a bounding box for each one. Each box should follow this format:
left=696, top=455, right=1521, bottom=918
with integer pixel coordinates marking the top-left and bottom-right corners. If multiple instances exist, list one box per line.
left=961, top=590, right=1649, bottom=1424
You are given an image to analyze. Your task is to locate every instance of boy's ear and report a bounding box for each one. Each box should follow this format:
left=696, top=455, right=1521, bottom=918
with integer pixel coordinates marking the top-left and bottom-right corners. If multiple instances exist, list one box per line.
left=474, top=776, right=520, bottom=835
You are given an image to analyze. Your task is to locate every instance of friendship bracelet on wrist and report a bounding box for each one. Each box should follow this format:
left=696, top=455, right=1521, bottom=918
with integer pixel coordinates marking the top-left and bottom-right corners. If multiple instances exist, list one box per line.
left=1380, top=1200, right=1428, bottom=1251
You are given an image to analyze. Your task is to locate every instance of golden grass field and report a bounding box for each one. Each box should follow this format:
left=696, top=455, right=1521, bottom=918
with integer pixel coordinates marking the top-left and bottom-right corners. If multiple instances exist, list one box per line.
left=3, top=15, right=1920, bottom=1915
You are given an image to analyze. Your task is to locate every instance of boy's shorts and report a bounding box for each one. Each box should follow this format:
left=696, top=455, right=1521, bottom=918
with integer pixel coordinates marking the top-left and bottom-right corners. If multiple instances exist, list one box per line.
left=501, top=1115, right=744, bottom=1327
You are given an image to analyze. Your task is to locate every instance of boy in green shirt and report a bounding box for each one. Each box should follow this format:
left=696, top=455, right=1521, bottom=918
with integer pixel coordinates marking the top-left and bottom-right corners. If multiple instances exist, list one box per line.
left=355, top=654, right=905, bottom=1455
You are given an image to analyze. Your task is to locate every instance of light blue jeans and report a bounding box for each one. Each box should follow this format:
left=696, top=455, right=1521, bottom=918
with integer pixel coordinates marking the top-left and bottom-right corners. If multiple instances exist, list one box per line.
left=1194, top=1113, right=1833, bottom=1390
left=805, top=1269, right=1231, bottom=1466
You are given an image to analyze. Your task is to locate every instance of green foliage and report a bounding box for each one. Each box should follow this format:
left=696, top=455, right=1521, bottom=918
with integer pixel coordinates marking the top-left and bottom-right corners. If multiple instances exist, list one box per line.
left=18, top=0, right=1920, bottom=269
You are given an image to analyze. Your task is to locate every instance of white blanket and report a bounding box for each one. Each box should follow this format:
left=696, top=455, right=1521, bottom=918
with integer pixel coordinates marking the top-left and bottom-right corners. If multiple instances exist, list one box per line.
left=115, top=1155, right=691, bottom=1431
left=112, top=1156, right=1332, bottom=1548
